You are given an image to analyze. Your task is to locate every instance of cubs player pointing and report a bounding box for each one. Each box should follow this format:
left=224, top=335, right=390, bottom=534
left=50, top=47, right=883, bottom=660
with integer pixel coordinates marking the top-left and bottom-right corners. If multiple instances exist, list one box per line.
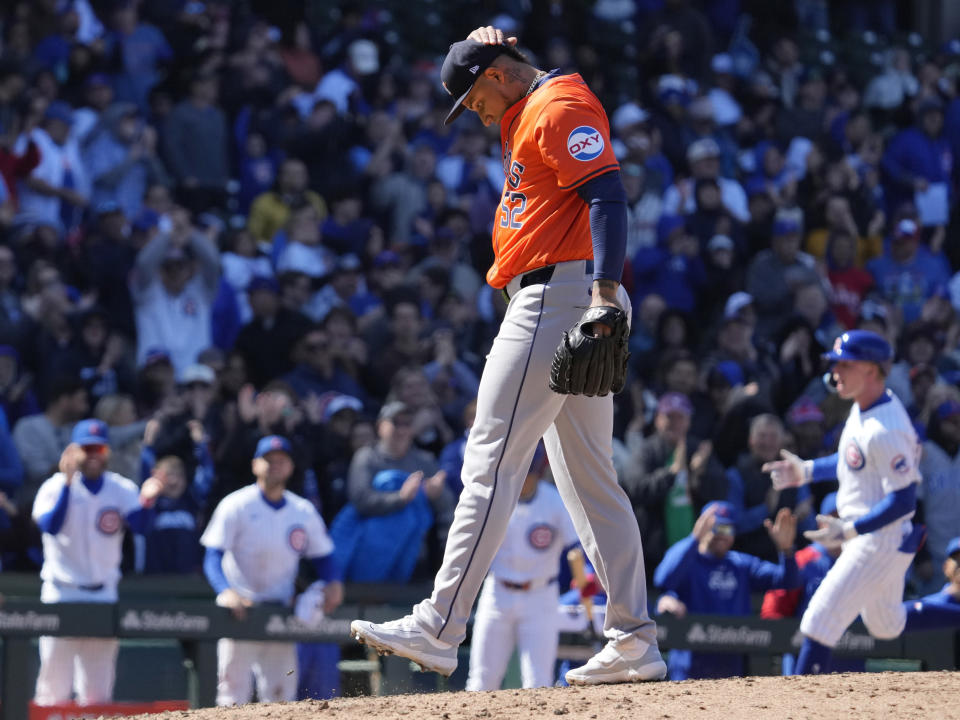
left=763, top=330, right=924, bottom=674
left=351, top=25, right=667, bottom=684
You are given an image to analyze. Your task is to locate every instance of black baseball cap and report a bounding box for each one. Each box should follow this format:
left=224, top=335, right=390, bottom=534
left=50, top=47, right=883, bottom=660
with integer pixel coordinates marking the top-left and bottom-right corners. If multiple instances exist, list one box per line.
left=440, top=39, right=508, bottom=125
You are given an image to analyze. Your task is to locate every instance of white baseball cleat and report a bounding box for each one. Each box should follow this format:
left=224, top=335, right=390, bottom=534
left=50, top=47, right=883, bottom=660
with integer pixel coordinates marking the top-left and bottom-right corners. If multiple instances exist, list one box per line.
left=565, top=635, right=667, bottom=685
left=351, top=616, right=458, bottom=677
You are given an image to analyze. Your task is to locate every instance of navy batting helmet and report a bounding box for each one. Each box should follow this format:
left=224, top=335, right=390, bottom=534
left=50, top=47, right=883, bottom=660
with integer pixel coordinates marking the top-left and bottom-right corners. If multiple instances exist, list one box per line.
left=822, top=330, right=893, bottom=366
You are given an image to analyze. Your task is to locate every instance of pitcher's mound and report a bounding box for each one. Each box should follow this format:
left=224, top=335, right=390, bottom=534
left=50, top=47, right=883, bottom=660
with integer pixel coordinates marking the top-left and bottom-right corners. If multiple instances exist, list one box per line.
left=130, top=671, right=960, bottom=720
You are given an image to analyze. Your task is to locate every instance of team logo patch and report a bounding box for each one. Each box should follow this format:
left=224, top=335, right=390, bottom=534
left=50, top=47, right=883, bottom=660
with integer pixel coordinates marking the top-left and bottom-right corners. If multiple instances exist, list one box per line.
left=97, top=508, right=122, bottom=535
left=567, top=126, right=604, bottom=161
left=891, top=454, right=909, bottom=474
left=844, top=440, right=866, bottom=471
left=288, top=525, right=307, bottom=554
left=528, top=523, right=555, bottom=550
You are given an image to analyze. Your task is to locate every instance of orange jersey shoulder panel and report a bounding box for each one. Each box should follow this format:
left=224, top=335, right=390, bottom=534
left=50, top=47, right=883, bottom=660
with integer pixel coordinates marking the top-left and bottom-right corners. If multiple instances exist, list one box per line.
left=486, top=74, right=619, bottom=288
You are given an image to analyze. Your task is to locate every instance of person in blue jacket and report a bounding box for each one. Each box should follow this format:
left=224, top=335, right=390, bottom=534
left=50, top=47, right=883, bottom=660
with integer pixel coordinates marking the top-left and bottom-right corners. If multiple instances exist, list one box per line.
left=653, top=500, right=799, bottom=680
left=881, top=98, right=953, bottom=220
left=903, top=535, right=960, bottom=631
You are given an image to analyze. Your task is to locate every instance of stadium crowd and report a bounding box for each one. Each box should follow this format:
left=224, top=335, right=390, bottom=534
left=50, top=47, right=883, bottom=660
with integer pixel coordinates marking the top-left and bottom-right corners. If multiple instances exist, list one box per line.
left=0, top=0, right=958, bottom=651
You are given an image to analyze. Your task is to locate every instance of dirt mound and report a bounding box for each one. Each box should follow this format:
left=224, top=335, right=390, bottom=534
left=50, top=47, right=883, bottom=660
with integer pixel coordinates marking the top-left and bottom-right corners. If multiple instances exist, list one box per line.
left=129, top=671, right=959, bottom=720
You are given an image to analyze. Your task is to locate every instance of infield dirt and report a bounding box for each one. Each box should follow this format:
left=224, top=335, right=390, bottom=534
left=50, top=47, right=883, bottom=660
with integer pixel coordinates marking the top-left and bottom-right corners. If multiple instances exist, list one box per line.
left=129, top=670, right=960, bottom=720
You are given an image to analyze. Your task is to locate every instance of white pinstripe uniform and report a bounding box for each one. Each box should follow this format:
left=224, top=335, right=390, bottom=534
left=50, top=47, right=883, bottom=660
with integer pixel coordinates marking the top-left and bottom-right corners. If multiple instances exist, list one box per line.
left=200, top=485, right=334, bottom=706
left=466, top=481, right=579, bottom=690
left=800, top=390, right=921, bottom=646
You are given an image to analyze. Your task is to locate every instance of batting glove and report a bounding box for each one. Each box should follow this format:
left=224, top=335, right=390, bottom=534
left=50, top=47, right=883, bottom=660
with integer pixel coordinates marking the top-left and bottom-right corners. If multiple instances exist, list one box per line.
left=802, top=513, right=858, bottom=549
left=769, top=449, right=813, bottom=491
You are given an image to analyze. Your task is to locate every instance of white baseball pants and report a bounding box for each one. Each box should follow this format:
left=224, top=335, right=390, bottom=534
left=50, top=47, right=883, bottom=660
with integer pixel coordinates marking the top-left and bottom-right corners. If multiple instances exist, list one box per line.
left=466, top=576, right=560, bottom=690
left=34, top=636, right=119, bottom=705
left=216, top=639, right=297, bottom=706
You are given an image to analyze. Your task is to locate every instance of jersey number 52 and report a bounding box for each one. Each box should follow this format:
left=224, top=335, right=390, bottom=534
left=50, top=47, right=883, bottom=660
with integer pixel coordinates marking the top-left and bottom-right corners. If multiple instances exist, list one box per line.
left=500, top=161, right=527, bottom=230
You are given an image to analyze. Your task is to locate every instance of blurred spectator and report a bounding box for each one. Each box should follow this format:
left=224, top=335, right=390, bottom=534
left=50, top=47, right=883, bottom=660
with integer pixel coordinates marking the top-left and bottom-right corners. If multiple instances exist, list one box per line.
left=140, top=417, right=214, bottom=574
left=825, top=229, right=875, bottom=330
left=105, top=1, right=172, bottom=112
left=633, top=217, right=706, bottom=314
left=134, top=347, right=175, bottom=417
left=654, top=502, right=799, bottom=680
left=864, top=48, right=918, bottom=112
left=886, top=322, right=944, bottom=411
left=48, top=305, right=134, bottom=407
left=663, top=138, right=749, bottom=223
left=867, top=217, right=950, bottom=326
left=234, top=276, right=311, bottom=389
left=12, top=375, right=88, bottom=490
left=219, top=228, right=273, bottom=324
left=918, top=399, right=960, bottom=595
left=724, top=413, right=813, bottom=562
left=92, top=393, right=144, bottom=482
left=0, top=404, right=24, bottom=496
left=283, top=325, right=367, bottom=404
left=130, top=216, right=220, bottom=375
left=309, top=254, right=380, bottom=325
left=387, top=365, right=456, bottom=457
left=882, top=99, right=952, bottom=226
left=84, top=103, right=167, bottom=219
left=248, top=158, right=327, bottom=245
left=784, top=396, right=828, bottom=461
left=0, top=344, right=39, bottom=426
left=163, top=73, right=228, bottom=213
left=745, top=207, right=819, bottom=340
left=621, top=392, right=717, bottom=575
left=15, top=100, right=90, bottom=231
left=332, top=401, right=453, bottom=582
left=0, top=244, right=23, bottom=338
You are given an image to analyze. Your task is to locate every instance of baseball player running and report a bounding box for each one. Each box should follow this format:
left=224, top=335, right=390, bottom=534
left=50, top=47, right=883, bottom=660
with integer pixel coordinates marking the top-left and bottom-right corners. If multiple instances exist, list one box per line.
left=351, top=25, right=667, bottom=685
left=32, top=419, right=166, bottom=706
left=763, top=330, right=924, bottom=674
left=201, top=435, right=343, bottom=706
left=465, top=452, right=579, bottom=690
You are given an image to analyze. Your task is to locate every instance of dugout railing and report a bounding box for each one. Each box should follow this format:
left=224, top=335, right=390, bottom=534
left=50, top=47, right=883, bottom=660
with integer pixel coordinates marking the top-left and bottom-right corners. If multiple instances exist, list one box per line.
left=0, top=577, right=953, bottom=720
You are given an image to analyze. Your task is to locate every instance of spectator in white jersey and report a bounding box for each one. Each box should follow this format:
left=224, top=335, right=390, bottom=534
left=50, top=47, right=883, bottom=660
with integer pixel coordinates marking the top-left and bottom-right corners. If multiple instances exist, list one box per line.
left=130, top=207, right=220, bottom=375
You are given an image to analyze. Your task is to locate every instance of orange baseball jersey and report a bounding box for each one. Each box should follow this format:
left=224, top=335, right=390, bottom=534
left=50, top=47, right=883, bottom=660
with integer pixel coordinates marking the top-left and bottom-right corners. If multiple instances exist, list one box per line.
left=487, top=73, right=619, bottom=289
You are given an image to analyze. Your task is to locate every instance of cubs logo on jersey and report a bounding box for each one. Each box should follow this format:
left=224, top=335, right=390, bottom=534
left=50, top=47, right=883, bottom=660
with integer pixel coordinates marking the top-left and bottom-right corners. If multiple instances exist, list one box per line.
left=97, top=507, right=123, bottom=535
left=566, top=126, right=604, bottom=161
left=288, top=524, right=307, bottom=554
left=527, top=523, right=555, bottom=550
left=844, top=440, right=865, bottom=470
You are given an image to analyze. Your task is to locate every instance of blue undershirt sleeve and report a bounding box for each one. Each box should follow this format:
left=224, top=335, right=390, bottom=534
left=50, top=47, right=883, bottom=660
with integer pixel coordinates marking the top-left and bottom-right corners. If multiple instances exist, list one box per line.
left=36, top=484, right=71, bottom=535
left=853, top=483, right=917, bottom=535
left=125, top=506, right=155, bottom=534
left=309, top=553, right=344, bottom=583
left=576, top=170, right=627, bottom=283
left=203, top=547, right=230, bottom=594
left=811, top=453, right=838, bottom=482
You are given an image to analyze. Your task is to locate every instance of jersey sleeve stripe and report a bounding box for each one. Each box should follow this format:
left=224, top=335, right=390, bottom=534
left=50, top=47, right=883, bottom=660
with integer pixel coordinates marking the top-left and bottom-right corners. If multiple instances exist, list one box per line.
left=556, top=163, right=620, bottom=190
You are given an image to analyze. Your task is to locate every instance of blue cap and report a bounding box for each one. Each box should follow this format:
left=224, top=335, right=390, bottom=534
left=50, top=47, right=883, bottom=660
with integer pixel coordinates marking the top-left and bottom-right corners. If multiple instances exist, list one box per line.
left=0, top=344, right=18, bottom=361
left=143, top=347, right=171, bottom=367
left=820, top=492, right=838, bottom=516
left=246, top=275, right=279, bottom=294
left=822, top=329, right=893, bottom=365
left=701, top=500, right=738, bottom=527
left=946, top=537, right=960, bottom=558
left=254, top=435, right=292, bottom=458
left=44, top=101, right=74, bottom=126
left=936, top=400, right=960, bottom=420
left=71, top=419, right=110, bottom=446
left=132, top=209, right=160, bottom=232
left=85, top=72, right=111, bottom=88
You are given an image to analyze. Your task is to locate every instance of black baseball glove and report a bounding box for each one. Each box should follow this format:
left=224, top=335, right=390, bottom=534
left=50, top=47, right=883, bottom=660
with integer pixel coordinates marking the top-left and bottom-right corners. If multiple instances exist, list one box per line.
left=549, top=305, right=629, bottom=397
